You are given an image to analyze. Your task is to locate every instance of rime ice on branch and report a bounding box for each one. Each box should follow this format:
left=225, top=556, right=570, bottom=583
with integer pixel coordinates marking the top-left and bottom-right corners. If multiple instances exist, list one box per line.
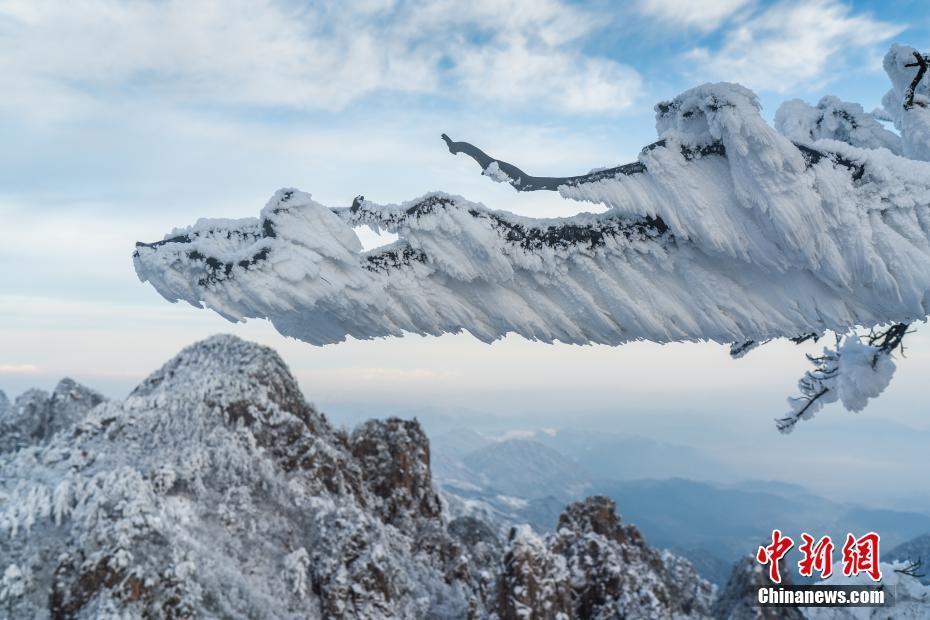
left=135, top=46, right=930, bottom=431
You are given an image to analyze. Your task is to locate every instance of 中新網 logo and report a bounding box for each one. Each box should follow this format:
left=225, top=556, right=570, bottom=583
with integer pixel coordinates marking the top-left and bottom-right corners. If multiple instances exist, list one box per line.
left=756, top=529, right=881, bottom=583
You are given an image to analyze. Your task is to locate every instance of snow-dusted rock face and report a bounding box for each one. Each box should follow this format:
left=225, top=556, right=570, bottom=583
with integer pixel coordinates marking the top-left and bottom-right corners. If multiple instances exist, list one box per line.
left=712, top=555, right=803, bottom=620
left=350, top=417, right=442, bottom=526
left=0, top=378, right=105, bottom=454
left=0, top=335, right=713, bottom=619
left=495, top=496, right=716, bottom=620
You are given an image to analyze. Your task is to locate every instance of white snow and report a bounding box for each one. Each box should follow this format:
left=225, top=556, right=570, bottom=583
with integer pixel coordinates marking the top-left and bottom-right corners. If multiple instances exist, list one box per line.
left=482, top=161, right=512, bottom=184
left=136, top=75, right=930, bottom=349
left=775, top=96, right=902, bottom=153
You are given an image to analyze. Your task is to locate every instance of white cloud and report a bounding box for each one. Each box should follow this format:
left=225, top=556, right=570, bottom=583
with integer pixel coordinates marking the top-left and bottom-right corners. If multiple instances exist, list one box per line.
left=0, top=0, right=641, bottom=115
left=0, top=364, right=39, bottom=375
left=686, top=0, right=902, bottom=93
left=638, top=0, right=753, bottom=31
left=454, top=33, right=642, bottom=112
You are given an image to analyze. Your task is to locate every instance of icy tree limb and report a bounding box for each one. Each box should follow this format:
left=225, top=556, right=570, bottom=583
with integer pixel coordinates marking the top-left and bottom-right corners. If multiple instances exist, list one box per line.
left=440, top=133, right=649, bottom=191
left=445, top=132, right=866, bottom=191
left=904, top=52, right=929, bottom=110
left=869, top=322, right=910, bottom=358
left=135, top=78, right=930, bottom=431
left=895, top=560, right=925, bottom=578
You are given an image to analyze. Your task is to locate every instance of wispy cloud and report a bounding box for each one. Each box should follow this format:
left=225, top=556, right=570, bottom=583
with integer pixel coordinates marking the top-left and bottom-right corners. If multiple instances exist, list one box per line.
left=0, top=0, right=641, bottom=115
left=637, top=0, right=753, bottom=31
left=0, top=364, right=40, bottom=375
left=685, top=0, right=902, bottom=93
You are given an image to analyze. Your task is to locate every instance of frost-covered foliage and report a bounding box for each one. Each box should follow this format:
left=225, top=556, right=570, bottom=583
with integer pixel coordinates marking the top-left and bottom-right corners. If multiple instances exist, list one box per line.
left=134, top=45, right=930, bottom=431
left=775, top=96, right=902, bottom=153
left=495, top=496, right=715, bottom=620
left=0, top=335, right=711, bottom=619
left=776, top=328, right=905, bottom=433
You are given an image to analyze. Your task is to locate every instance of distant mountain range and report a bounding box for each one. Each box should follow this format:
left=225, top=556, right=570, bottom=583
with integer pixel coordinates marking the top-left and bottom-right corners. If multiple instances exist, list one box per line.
left=430, top=428, right=930, bottom=587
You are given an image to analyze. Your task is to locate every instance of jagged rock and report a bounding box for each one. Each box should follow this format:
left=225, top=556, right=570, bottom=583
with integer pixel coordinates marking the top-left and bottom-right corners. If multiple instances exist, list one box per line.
left=449, top=516, right=500, bottom=551
left=0, top=378, right=105, bottom=453
left=351, top=417, right=443, bottom=525
left=495, top=496, right=716, bottom=619
left=496, top=524, right=574, bottom=620
left=712, top=555, right=803, bottom=620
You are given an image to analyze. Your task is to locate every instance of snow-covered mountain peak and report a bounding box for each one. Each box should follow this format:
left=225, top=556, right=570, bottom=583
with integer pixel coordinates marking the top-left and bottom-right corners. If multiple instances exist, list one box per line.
left=128, top=333, right=327, bottom=434
left=132, top=333, right=297, bottom=399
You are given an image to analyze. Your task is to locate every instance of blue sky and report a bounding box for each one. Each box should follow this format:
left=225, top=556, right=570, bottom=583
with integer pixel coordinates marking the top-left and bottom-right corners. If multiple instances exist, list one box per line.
left=2, top=0, right=930, bottom=502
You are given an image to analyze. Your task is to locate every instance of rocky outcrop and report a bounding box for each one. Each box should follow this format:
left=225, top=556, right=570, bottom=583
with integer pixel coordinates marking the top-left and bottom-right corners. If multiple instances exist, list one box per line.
left=351, top=417, right=442, bottom=525
left=712, top=555, right=803, bottom=620
left=496, top=523, right=574, bottom=619
left=495, top=496, right=716, bottom=619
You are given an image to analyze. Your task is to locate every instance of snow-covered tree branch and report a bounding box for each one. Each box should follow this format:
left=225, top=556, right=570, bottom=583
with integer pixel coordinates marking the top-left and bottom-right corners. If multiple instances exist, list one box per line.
left=135, top=45, right=930, bottom=431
